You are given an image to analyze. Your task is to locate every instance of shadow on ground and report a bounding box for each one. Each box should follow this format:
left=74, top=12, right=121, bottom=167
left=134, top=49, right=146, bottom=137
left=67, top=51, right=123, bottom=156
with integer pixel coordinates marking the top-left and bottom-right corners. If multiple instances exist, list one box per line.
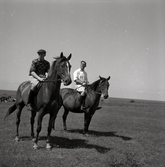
left=20, top=135, right=110, bottom=154
left=50, top=136, right=110, bottom=153
left=18, top=129, right=132, bottom=153
left=67, top=129, right=132, bottom=141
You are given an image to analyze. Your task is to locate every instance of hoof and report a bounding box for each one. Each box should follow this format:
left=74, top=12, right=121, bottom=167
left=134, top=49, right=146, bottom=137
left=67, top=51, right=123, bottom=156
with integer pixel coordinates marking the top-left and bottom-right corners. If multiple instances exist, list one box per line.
left=46, top=143, right=52, bottom=150
left=83, top=131, right=89, bottom=137
left=64, top=127, right=67, bottom=131
left=32, top=138, right=36, bottom=142
left=15, top=136, right=20, bottom=142
left=33, top=143, right=38, bottom=149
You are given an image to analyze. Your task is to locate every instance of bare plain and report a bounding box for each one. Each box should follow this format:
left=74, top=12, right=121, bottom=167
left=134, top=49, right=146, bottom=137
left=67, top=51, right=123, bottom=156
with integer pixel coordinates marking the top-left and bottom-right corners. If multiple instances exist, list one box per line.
left=0, top=90, right=165, bottom=167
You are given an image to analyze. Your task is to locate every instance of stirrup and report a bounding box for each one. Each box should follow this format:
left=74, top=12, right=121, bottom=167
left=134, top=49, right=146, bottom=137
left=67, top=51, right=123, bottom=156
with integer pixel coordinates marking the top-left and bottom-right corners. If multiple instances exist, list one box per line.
left=81, top=105, right=87, bottom=111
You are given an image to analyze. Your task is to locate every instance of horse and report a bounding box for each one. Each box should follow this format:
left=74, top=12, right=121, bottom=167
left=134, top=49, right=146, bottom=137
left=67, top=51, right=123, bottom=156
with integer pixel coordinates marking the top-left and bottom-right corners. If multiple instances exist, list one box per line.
left=0, top=97, right=8, bottom=102
left=58, top=76, right=110, bottom=134
left=4, top=52, right=72, bottom=149
left=0, top=96, right=11, bottom=102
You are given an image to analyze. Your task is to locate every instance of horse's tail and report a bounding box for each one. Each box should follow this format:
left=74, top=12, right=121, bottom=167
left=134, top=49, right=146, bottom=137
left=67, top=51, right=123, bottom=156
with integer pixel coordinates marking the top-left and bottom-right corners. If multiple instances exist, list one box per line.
left=3, top=103, right=17, bottom=120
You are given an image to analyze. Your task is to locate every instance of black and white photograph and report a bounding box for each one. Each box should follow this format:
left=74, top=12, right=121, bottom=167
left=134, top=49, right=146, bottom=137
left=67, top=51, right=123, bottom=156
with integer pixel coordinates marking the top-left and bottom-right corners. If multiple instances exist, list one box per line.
left=0, top=0, right=165, bottom=166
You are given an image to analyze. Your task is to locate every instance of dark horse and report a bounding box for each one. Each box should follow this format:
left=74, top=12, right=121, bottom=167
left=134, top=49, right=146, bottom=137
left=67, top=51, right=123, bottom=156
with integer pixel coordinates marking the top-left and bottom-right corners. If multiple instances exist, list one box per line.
left=59, top=76, right=110, bottom=134
left=4, top=52, right=72, bottom=149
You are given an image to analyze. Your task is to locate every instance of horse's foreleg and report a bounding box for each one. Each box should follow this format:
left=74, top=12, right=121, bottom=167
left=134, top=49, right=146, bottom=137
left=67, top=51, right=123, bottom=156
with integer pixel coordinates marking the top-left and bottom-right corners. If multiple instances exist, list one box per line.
left=63, top=107, right=69, bottom=130
left=52, top=105, right=61, bottom=130
left=46, top=113, right=55, bottom=150
left=30, top=110, right=36, bottom=139
left=15, top=104, right=24, bottom=141
left=84, top=112, right=93, bottom=134
left=33, top=111, right=44, bottom=149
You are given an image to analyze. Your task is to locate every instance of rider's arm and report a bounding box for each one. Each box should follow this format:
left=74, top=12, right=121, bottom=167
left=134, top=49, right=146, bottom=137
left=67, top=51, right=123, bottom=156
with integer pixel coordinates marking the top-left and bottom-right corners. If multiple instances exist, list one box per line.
left=73, top=70, right=88, bottom=86
left=45, top=62, right=50, bottom=78
left=31, top=71, right=44, bottom=81
left=29, top=60, right=45, bottom=81
left=74, top=79, right=85, bottom=85
left=45, top=72, right=49, bottom=78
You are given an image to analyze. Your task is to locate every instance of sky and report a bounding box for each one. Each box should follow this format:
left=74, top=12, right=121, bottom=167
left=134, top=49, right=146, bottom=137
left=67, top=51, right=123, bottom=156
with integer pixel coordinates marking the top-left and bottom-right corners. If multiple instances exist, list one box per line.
left=0, top=0, right=165, bottom=101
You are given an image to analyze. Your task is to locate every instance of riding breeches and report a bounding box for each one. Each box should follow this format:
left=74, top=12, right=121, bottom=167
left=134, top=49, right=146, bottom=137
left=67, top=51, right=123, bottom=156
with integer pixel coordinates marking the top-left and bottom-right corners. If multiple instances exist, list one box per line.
left=29, top=76, right=39, bottom=90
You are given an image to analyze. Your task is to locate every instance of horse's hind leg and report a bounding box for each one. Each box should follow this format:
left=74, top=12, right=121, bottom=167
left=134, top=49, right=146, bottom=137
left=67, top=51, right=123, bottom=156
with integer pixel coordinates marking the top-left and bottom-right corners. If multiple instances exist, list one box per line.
left=63, top=107, right=69, bottom=130
left=15, top=103, right=25, bottom=141
left=52, top=115, right=57, bottom=130
left=30, top=110, right=36, bottom=139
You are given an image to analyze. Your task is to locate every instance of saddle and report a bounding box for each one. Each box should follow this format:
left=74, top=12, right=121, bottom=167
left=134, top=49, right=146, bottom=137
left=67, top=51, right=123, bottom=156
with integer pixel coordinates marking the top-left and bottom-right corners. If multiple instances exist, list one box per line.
left=23, top=82, right=43, bottom=105
left=33, top=82, right=43, bottom=94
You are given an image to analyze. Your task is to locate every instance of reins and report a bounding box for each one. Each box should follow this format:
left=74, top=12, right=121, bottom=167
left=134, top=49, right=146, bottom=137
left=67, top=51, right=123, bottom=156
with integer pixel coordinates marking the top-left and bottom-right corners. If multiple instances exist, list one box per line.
left=41, top=79, right=61, bottom=84
left=88, top=88, right=102, bottom=95
left=76, top=85, right=102, bottom=95
left=43, top=57, right=71, bottom=84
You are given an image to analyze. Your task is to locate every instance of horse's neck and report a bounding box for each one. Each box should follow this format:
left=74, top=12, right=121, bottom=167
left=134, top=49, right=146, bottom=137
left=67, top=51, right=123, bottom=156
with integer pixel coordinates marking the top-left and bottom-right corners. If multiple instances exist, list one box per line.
left=55, top=76, right=61, bottom=90
left=87, top=80, right=101, bottom=106
left=48, top=75, right=61, bottom=90
left=46, top=62, right=61, bottom=94
left=48, top=66, right=58, bottom=80
left=90, top=80, right=100, bottom=92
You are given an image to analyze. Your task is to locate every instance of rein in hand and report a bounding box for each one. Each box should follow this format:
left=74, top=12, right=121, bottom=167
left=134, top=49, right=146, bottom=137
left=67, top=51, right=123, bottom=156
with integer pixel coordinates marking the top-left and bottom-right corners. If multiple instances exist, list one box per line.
left=41, top=78, right=61, bottom=84
left=77, top=85, right=102, bottom=95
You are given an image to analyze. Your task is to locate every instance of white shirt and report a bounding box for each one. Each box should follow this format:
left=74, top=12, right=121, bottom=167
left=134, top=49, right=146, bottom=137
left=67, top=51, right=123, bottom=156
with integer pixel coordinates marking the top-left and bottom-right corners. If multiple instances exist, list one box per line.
left=73, top=68, right=88, bottom=92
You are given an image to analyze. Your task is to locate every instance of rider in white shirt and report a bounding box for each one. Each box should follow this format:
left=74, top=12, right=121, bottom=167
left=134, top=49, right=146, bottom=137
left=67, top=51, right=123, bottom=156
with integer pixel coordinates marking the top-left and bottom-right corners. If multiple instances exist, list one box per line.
left=73, top=61, right=89, bottom=111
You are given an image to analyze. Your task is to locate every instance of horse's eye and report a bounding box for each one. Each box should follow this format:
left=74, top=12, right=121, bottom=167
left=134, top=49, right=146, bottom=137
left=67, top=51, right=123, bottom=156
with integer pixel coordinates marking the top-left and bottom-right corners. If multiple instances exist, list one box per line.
left=61, top=63, right=66, bottom=68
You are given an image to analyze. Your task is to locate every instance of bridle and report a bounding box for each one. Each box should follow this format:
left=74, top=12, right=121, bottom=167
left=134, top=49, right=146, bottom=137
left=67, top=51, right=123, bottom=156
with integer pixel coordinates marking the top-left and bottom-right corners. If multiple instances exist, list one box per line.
left=42, top=59, right=71, bottom=84
left=89, top=79, right=109, bottom=95
left=42, top=79, right=61, bottom=84
left=76, top=82, right=102, bottom=95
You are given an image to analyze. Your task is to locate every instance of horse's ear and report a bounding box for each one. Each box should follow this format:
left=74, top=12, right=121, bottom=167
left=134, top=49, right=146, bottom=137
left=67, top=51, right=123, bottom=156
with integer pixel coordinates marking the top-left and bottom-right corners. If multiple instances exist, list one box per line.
left=67, top=54, right=72, bottom=61
left=99, top=76, right=103, bottom=80
left=60, top=52, right=64, bottom=58
left=107, top=76, right=111, bottom=80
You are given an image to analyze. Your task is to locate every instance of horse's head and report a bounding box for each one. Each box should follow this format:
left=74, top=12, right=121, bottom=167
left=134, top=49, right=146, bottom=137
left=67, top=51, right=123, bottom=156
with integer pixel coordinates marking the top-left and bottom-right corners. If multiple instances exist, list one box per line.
left=52, top=52, right=72, bottom=86
left=99, top=76, right=110, bottom=99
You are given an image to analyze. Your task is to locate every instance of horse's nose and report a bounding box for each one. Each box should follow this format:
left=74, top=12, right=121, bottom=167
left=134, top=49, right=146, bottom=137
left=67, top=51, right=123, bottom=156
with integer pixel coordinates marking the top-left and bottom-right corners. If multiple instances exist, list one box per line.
left=104, top=94, right=109, bottom=99
left=63, top=78, right=72, bottom=86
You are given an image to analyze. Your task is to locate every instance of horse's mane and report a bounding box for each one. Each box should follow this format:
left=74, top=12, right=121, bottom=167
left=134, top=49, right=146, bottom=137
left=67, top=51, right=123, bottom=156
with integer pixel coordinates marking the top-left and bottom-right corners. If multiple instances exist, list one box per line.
left=48, top=56, right=68, bottom=77
left=51, top=59, right=58, bottom=68
left=89, top=79, right=100, bottom=91
left=48, top=59, right=57, bottom=77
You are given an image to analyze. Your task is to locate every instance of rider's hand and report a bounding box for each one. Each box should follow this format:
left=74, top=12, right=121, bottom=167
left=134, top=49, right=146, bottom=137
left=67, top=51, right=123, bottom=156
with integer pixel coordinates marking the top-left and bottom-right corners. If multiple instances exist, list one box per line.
left=39, top=78, right=45, bottom=82
left=82, top=82, right=87, bottom=86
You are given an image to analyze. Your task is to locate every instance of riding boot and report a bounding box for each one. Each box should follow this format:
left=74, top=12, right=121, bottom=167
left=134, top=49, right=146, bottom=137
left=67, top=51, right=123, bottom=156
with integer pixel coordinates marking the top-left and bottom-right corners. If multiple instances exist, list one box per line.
left=80, top=96, right=86, bottom=112
left=27, top=90, right=34, bottom=111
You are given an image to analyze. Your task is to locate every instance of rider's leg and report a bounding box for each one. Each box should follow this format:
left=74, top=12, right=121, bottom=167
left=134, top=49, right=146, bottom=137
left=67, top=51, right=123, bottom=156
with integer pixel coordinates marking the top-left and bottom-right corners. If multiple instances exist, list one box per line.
left=27, top=77, right=38, bottom=110
left=80, top=90, right=102, bottom=111
left=80, top=90, right=86, bottom=111
left=27, top=87, right=34, bottom=111
left=27, top=88, right=34, bottom=104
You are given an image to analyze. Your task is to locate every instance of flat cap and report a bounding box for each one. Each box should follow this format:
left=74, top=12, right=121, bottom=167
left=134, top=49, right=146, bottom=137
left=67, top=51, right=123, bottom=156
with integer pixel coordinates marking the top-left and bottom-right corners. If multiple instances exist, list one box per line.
left=37, top=49, right=46, bottom=54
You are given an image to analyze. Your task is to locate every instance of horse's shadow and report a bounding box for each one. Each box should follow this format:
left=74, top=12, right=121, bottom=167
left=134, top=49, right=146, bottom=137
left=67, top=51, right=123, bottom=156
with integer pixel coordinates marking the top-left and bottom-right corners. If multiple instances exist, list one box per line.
left=20, top=135, right=110, bottom=154
left=20, top=129, right=131, bottom=153
left=49, top=136, right=110, bottom=154
left=67, top=129, right=132, bottom=141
